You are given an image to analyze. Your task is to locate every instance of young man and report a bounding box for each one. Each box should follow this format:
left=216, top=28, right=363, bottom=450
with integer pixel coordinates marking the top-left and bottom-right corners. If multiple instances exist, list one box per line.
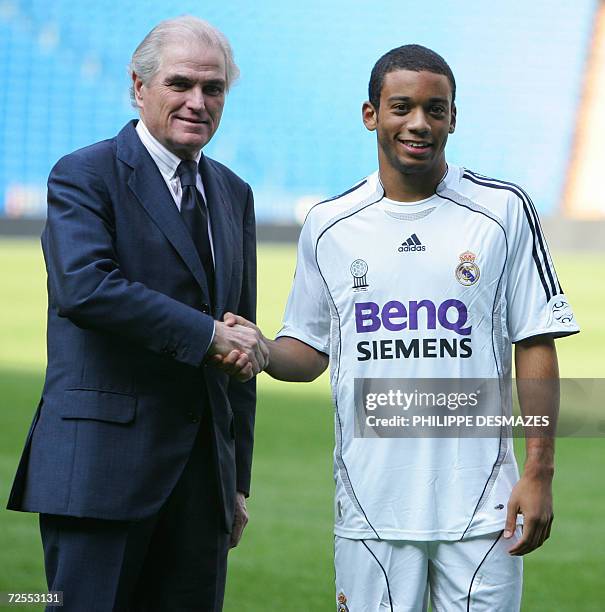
left=222, top=45, right=579, bottom=610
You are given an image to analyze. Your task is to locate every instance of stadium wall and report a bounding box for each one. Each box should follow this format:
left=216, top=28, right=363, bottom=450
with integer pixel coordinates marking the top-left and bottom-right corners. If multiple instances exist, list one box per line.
left=1, top=218, right=604, bottom=251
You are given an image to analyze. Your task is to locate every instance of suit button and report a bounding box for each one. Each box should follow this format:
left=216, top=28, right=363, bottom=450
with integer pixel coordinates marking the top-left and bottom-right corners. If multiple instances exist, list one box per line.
left=170, top=350, right=177, bottom=358
left=201, top=303, right=210, bottom=314
left=187, top=411, right=200, bottom=423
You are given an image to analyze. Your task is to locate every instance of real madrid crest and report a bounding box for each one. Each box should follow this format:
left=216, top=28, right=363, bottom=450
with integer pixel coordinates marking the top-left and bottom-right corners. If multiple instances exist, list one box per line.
left=455, top=251, right=480, bottom=286
left=337, top=592, right=349, bottom=612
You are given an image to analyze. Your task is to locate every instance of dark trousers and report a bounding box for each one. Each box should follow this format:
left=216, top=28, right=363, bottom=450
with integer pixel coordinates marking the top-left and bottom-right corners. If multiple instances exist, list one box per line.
left=39, top=411, right=230, bottom=612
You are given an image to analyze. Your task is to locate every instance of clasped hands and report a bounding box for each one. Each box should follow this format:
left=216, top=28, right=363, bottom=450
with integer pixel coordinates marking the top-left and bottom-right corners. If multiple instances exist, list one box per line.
left=208, top=313, right=269, bottom=381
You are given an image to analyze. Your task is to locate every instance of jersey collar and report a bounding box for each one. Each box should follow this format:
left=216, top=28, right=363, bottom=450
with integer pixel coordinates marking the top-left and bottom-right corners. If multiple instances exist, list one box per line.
left=369, top=163, right=462, bottom=200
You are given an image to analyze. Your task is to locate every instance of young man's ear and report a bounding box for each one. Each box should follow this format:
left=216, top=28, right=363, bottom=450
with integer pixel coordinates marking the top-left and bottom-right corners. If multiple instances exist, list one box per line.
left=449, top=102, right=457, bottom=134
left=362, top=101, right=378, bottom=131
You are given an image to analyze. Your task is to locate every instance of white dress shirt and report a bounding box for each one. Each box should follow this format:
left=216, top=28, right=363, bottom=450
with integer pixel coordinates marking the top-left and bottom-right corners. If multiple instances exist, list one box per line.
left=135, top=119, right=214, bottom=258
left=135, top=119, right=216, bottom=349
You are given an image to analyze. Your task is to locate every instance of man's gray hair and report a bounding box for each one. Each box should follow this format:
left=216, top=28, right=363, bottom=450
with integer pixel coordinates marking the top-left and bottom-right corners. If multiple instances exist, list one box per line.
left=128, top=15, right=240, bottom=107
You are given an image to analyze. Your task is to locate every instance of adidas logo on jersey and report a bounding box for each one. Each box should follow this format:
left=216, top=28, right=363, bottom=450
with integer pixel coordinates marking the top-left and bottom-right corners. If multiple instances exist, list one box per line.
left=398, top=233, right=426, bottom=252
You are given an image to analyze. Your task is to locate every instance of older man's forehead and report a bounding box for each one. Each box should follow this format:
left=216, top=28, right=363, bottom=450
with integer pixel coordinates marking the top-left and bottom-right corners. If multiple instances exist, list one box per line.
left=163, top=64, right=226, bottom=79
left=159, top=41, right=226, bottom=72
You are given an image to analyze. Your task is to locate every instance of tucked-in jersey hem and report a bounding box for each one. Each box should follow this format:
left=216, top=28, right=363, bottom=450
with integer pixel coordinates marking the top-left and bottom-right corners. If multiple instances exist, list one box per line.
left=333, top=519, right=514, bottom=541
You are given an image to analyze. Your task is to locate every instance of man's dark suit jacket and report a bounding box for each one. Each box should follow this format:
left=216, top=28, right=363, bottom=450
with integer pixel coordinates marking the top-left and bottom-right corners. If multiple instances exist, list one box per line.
left=7, top=120, right=256, bottom=531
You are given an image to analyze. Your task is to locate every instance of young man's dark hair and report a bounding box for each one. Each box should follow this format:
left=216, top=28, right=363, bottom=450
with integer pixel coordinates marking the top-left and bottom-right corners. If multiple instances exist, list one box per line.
left=368, top=44, right=456, bottom=110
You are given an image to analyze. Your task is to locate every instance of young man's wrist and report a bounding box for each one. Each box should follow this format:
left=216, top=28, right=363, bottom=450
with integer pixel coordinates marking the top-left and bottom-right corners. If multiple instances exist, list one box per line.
left=522, top=461, right=555, bottom=480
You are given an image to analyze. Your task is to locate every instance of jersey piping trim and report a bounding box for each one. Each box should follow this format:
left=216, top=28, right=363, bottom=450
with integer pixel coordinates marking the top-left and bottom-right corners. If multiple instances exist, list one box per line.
left=462, top=170, right=561, bottom=301
left=437, top=188, right=509, bottom=540
left=315, top=189, right=384, bottom=539
left=302, top=179, right=368, bottom=225
left=466, top=169, right=562, bottom=295
left=466, top=530, right=503, bottom=612
left=361, top=540, right=394, bottom=611
left=512, top=328, right=580, bottom=343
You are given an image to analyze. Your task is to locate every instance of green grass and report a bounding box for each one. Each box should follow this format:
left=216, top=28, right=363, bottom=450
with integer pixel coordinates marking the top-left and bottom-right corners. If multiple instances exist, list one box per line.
left=0, top=240, right=603, bottom=611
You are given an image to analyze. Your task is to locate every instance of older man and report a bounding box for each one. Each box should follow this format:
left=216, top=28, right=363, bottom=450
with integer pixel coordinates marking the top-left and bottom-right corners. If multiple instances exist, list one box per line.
left=7, top=16, right=266, bottom=611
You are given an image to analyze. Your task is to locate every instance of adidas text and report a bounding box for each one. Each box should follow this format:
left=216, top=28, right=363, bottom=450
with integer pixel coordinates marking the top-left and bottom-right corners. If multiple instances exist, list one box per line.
left=399, top=244, right=426, bottom=252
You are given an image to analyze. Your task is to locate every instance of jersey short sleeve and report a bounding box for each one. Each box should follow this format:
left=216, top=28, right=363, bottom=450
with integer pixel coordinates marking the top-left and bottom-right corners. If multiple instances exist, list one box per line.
left=276, top=215, right=331, bottom=353
left=505, top=190, right=579, bottom=342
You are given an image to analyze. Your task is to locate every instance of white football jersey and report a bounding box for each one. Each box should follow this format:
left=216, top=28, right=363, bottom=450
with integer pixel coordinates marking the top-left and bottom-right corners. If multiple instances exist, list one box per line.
left=278, top=165, right=579, bottom=541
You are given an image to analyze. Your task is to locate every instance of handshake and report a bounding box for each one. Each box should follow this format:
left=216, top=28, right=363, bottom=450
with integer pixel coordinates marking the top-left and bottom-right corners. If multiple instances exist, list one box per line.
left=207, top=313, right=269, bottom=382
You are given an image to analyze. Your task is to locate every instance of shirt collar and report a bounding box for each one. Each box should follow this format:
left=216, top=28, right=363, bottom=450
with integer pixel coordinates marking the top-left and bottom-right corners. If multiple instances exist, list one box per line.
left=135, top=119, right=202, bottom=181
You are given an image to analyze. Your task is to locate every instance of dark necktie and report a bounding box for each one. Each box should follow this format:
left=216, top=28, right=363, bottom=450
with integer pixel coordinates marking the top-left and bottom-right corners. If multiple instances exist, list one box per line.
left=176, top=160, right=215, bottom=303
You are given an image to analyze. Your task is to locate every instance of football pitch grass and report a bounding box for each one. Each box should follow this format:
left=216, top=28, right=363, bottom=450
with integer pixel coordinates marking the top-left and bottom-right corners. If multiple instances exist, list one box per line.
left=0, top=239, right=603, bottom=611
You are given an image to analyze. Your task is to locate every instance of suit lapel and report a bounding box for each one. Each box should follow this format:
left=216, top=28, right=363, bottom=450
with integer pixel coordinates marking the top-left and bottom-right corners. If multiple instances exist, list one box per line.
left=200, top=154, right=233, bottom=317
left=116, top=121, right=211, bottom=299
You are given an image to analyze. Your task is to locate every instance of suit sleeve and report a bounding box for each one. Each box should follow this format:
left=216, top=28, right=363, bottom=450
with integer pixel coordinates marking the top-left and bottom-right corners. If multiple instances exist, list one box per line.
left=44, top=152, right=215, bottom=366
left=227, top=185, right=257, bottom=496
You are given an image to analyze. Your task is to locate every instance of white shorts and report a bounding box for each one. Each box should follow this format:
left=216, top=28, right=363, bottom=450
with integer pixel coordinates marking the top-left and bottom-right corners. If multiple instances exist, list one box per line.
left=334, top=529, right=522, bottom=611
